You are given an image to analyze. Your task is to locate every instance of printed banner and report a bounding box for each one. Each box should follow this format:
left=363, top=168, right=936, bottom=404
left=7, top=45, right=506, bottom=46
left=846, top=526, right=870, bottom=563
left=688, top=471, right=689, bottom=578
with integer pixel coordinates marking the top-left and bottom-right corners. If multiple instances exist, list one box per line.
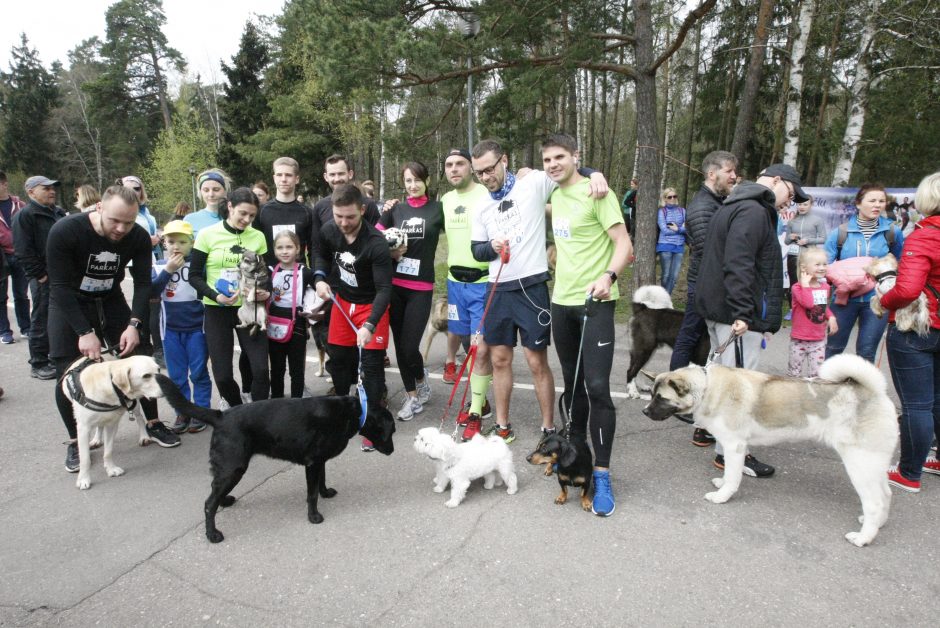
left=778, top=187, right=918, bottom=235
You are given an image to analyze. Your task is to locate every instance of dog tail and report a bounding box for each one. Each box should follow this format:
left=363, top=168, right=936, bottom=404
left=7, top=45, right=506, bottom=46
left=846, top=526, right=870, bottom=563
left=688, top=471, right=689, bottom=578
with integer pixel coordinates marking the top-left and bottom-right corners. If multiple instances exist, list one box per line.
left=632, top=285, right=673, bottom=310
left=155, top=373, right=223, bottom=426
left=817, top=354, right=887, bottom=396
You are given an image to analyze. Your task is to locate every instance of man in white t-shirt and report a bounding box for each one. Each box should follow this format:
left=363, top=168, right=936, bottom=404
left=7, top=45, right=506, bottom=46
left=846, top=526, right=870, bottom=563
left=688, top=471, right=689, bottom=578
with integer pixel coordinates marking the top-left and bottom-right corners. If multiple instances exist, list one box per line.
left=469, top=139, right=608, bottom=442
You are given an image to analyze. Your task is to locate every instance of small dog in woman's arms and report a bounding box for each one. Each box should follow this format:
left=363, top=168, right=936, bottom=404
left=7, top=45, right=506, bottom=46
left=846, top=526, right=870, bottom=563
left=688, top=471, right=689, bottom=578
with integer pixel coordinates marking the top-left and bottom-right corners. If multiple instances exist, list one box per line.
left=413, top=427, right=517, bottom=507
left=867, top=253, right=931, bottom=336
left=236, top=250, right=271, bottom=336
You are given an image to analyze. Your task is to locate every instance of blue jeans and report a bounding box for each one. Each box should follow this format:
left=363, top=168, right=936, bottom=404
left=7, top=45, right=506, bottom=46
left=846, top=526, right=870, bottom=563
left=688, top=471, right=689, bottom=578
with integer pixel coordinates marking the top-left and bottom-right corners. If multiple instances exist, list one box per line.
left=886, top=325, right=940, bottom=481
left=825, top=298, right=887, bottom=363
left=0, top=253, right=30, bottom=335
left=659, top=250, right=684, bottom=296
left=164, top=328, right=212, bottom=408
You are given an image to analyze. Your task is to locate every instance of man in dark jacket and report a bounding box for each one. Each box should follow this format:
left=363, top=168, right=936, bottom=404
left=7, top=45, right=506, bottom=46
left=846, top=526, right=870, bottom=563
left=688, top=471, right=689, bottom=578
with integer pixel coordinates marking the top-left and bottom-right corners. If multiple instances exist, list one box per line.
left=0, top=171, right=30, bottom=344
left=12, top=176, right=67, bottom=379
left=694, top=163, right=810, bottom=478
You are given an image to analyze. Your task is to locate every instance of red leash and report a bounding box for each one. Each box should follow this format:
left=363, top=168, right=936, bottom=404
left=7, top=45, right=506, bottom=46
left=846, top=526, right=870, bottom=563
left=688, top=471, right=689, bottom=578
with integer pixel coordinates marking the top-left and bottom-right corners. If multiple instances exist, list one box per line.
left=439, top=245, right=510, bottom=433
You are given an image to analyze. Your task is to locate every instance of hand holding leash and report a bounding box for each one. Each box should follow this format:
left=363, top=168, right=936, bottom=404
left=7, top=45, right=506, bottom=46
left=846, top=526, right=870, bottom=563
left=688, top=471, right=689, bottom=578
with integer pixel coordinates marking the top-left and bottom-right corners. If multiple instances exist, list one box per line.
left=79, top=331, right=103, bottom=361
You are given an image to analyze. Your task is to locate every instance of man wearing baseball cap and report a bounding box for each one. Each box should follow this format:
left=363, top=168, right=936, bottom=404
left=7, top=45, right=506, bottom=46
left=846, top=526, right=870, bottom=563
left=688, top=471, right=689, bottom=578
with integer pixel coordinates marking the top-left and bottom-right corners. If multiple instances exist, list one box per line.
left=12, top=175, right=66, bottom=379
left=694, top=162, right=810, bottom=478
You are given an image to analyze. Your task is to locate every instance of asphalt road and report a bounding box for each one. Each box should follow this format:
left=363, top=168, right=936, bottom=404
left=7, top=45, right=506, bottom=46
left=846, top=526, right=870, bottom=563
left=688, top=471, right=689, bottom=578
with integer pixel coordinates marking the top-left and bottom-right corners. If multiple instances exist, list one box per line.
left=1, top=303, right=937, bottom=627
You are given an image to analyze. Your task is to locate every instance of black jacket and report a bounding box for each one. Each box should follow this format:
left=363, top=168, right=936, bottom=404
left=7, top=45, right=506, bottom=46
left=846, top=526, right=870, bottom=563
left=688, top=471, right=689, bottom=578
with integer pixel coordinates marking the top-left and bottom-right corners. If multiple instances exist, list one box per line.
left=694, top=182, right=783, bottom=333
left=685, top=184, right=725, bottom=285
left=12, top=199, right=67, bottom=279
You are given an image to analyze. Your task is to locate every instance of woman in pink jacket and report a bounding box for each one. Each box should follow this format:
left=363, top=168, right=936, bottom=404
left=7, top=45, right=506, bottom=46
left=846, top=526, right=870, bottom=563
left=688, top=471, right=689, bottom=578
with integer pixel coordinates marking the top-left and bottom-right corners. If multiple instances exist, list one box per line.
left=880, top=171, right=940, bottom=493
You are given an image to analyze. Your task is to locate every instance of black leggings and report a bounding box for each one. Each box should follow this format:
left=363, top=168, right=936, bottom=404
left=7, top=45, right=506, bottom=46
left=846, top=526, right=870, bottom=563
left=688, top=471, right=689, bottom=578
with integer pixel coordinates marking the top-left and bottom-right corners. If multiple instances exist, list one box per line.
left=389, top=286, right=433, bottom=392
left=204, top=306, right=269, bottom=406
left=328, top=344, right=386, bottom=410
left=269, top=326, right=307, bottom=398
left=551, top=300, right=617, bottom=468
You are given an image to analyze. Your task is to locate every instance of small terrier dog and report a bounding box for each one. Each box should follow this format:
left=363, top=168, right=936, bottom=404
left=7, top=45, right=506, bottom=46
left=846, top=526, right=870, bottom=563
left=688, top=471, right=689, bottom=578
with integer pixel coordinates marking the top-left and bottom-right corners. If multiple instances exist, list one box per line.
left=236, top=250, right=271, bottom=336
left=422, top=296, right=450, bottom=362
left=526, top=432, right=594, bottom=511
left=413, top=427, right=517, bottom=507
left=867, top=253, right=931, bottom=336
left=301, top=286, right=330, bottom=376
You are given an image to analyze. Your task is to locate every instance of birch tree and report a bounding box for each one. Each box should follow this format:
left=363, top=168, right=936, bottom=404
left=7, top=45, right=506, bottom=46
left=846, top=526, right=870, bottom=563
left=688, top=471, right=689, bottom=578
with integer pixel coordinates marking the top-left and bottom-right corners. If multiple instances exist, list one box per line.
left=783, top=0, right=814, bottom=166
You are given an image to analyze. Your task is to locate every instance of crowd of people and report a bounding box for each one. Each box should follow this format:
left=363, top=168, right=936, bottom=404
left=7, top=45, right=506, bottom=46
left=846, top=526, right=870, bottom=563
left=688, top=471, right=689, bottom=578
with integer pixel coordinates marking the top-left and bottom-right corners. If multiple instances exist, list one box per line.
left=2, top=140, right=939, bottom=514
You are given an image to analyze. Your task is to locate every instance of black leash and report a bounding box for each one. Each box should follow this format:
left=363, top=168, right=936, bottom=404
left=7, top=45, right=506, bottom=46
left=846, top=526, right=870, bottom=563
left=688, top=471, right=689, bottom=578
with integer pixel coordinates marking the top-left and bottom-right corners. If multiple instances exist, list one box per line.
left=560, top=293, right=594, bottom=440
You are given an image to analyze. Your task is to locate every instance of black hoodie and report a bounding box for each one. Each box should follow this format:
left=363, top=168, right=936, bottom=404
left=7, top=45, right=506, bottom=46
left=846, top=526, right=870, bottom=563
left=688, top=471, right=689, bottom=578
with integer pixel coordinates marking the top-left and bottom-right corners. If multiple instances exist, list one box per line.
left=694, top=182, right=783, bottom=333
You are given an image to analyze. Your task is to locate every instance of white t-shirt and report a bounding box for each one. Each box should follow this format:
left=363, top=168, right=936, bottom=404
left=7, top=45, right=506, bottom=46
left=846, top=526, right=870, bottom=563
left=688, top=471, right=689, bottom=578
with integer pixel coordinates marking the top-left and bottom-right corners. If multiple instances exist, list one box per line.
left=471, top=170, right=557, bottom=283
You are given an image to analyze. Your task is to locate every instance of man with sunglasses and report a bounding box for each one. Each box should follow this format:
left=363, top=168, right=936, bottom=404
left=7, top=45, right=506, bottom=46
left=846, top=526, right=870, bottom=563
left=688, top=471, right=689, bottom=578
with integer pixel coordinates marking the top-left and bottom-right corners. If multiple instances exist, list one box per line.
left=695, top=163, right=810, bottom=478
left=469, top=139, right=608, bottom=443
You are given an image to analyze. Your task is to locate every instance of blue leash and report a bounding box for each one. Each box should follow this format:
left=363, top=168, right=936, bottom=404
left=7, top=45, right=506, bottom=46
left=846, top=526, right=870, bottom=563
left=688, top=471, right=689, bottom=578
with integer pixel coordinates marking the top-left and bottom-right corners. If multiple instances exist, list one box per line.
left=330, top=297, right=368, bottom=429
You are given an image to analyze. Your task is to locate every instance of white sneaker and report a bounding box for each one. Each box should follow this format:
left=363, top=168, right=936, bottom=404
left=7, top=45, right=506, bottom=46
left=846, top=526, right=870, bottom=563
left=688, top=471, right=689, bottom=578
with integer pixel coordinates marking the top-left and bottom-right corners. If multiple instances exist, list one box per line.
left=397, top=396, right=423, bottom=421
left=415, top=370, right=431, bottom=405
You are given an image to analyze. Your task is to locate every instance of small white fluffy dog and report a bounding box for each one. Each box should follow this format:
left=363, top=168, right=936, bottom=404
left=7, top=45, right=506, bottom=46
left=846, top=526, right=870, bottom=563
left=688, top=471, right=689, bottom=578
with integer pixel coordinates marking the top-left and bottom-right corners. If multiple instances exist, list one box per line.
left=868, top=253, right=931, bottom=335
left=413, top=427, right=518, bottom=507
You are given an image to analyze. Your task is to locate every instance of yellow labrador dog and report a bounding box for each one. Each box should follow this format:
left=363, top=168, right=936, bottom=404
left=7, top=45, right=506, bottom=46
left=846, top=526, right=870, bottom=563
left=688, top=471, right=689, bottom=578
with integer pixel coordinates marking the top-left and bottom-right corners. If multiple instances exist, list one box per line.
left=61, top=355, right=163, bottom=490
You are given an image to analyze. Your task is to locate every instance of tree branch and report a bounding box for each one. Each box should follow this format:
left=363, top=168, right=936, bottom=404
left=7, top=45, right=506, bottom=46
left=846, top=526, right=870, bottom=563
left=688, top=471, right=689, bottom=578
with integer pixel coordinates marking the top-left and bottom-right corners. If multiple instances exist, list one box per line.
left=648, top=0, right=718, bottom=73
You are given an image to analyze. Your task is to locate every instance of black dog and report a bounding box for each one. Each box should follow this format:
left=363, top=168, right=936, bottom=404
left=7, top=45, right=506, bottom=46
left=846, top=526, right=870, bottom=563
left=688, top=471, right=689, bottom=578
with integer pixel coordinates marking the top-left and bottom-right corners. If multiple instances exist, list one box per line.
left=156, top=374, right=395, bottom=543
left=626, top=286, right=709, bottom=396
left=526, top=433, right=594, bottom=511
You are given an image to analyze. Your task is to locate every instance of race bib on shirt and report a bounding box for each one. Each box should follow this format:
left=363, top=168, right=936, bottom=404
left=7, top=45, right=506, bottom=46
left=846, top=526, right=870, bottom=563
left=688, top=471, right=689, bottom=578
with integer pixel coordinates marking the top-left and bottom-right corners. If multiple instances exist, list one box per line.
left=553, top=218, right=571, bottom=240
left=80, top=251, right=120, bottom=293
left=159, top=264, right=198, bottom=302
left=79, top=277, right=115, bottom=292
left=788, top=243, right=800, bottom=255
left=397, top=256, right=420, bottom=277
left=340, top=267, right=359, bottom=287
left=813, top=290, right=828, bottom=306
left=272, top=224, right=295, bottom=238
left=448, top=303, right=459, bottom=321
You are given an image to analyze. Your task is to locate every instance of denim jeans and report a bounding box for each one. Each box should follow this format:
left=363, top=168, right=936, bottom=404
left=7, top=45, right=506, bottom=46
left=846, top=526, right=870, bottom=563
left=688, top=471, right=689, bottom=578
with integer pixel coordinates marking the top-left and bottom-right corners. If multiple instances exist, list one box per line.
left=886, top=325, right=940, bottom=481
left=0, top=253, right=31, bottom=335
left=659, top=250, right=684, bottom=296
left=825, top=298, right=887, bottom=363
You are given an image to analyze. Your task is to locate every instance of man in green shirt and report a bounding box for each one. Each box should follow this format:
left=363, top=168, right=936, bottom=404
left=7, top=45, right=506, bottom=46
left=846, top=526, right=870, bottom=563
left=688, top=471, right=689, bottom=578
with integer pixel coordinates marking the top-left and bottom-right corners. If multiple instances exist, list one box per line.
left=544, top=134, right=632, bottom=516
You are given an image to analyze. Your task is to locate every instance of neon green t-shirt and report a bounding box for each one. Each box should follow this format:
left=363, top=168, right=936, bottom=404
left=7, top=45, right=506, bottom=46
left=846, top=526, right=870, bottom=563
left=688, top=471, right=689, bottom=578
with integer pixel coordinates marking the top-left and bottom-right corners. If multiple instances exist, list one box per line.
left=442, top=183, right=490, bottom=283
left=193, top=221, right=268, bottom=306
left=550, top=178, right=624, bottom=305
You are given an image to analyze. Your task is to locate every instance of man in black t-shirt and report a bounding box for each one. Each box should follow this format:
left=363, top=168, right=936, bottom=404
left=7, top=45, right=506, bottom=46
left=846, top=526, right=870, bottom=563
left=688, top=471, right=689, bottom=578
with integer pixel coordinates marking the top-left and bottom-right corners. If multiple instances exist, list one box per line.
left=256, top=156, right=316, bottom=265
left=47, top=185, right=179, bottom=474
left=314, top=184, right=393, bottom=452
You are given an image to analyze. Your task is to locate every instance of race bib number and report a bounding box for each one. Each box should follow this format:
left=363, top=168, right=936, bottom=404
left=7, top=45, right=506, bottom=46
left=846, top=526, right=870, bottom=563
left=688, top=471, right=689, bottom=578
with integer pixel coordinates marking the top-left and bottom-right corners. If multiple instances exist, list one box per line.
left=397, top=256, right=420, bottom=277
left=79, top=276, right=114, bottom=293
left=272, top=224, right=296, bottom=238
left=812, top=290, right=828, bottom=306
left=553, top=218, right=571, bottom=240
left=220, top=268, right=240, bottom=284
left=447, top=303, right=459, bottom=321
left=340, top=267, right=359, bottom=287
left=788, top=243, right=800, bottom=255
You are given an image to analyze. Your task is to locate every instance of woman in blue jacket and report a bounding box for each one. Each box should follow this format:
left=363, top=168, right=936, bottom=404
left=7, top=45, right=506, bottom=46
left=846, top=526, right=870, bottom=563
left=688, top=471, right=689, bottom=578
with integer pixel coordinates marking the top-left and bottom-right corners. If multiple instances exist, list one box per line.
left=824, top=183, right=904, bottom=362
left=657, top=187, right=686, bottom=296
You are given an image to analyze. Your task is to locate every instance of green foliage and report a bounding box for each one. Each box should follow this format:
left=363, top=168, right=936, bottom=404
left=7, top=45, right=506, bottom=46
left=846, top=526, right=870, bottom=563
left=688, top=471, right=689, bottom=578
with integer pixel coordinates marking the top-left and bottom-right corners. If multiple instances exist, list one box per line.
left=0, top=34, right=60, bottom=175
left=142, top=115, right=217, bottom=221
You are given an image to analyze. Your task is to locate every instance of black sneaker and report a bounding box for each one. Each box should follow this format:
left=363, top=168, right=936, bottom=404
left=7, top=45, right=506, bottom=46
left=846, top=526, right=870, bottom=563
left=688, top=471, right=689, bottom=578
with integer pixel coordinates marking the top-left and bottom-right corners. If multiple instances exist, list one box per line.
left=31, top=364, right=57, bottom=380
left=188, top=419, right=207, bottom=433
left=171, top=416, right=191, bottom=434
left=146, top=421, right=181, bottom=448
left=692, top=428, right=716, bottom=447
left=713, top=453, right=775, bottom=478
left=65, top=442, right=80, bottom=473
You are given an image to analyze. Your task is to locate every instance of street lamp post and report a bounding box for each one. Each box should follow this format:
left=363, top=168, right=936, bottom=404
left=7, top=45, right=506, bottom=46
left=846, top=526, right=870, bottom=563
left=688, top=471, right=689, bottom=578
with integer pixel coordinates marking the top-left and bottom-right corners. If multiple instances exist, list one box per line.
left=188, top=166, right=197, bottom=211
left=456, top=12, right=480, bottom=149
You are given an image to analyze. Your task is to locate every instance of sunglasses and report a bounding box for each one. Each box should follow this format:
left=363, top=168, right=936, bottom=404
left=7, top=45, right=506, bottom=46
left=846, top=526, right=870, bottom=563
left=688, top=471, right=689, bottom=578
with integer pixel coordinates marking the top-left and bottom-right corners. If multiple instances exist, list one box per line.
left=666, top=194, right=678, bottom=199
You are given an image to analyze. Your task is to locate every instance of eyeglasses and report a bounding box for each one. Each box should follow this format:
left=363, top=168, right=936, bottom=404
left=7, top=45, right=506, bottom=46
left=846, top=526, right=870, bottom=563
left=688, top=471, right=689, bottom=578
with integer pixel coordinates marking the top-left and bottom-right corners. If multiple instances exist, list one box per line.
left=472, top=156, right=502, bottom=178
left=666, top=194, right=678, bottom=199
left=783, top=181, right=794, bottom=202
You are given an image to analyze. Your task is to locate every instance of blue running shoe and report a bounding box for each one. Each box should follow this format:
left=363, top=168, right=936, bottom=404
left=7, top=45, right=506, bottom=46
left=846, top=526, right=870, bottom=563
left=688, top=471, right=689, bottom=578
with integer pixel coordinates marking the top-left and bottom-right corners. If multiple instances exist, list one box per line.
left=592, top=470, right=615, bottom=517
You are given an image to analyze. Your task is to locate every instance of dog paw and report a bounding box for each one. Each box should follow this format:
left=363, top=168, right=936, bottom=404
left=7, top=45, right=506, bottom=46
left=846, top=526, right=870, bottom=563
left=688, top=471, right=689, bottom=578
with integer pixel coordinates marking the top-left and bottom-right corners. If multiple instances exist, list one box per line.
left=554, top=496, right=567, bottom=505
left=76, top=477, right=91, bottom=490
left=445, top=499, right=461, bottom=508
left=308, top=511, right=324, bottom=524
left=844, top=531, right=872, bottom=547
left=89, top=439, right=102, bottom=449
left=220, top=495, right=237, bottom=508
left=138, top=437, right=152, bottom=447
left=320, top=487, right=337, bottom=498
left=206, top=530, right=225, bottom=543
left=105, top=465, right=124, bottom=478
left=433, top=485, right=446, bottom=493
left=543, top=466, right=553, bottom=477
left=506, top=486, right=517, bottom=495
left=711, top=477, right=725, bottom=488
left=704, top=491, right=730, bottom=504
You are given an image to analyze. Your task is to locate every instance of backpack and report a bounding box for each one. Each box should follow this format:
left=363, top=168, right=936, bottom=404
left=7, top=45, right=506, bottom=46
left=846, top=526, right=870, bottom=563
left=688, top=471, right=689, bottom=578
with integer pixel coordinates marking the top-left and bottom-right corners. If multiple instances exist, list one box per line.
left=835, top=221, right=895, bottom=259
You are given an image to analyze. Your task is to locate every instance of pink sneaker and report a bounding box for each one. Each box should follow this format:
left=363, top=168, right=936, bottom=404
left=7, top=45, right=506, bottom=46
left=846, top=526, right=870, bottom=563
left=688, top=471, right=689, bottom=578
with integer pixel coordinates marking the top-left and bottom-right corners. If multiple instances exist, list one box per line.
left=361, top=438, right=375, bottom=453
left=923, top=455, right=940, bottom=476
left=887, top=465, right=920, bottom=493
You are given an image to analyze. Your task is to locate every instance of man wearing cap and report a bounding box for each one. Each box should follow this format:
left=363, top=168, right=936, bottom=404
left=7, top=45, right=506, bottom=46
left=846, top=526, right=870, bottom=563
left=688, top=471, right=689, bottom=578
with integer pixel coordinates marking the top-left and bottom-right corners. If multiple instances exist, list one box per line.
left=12, top=176, right=67, bottom=379
left=695, top=163, right=811, bottom=478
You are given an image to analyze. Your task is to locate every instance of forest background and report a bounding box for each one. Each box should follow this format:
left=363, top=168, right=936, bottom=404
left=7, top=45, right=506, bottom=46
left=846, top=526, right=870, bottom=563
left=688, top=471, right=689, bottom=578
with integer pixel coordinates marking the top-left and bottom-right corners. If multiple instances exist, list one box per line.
left=1, top=0, right=938, bottom=286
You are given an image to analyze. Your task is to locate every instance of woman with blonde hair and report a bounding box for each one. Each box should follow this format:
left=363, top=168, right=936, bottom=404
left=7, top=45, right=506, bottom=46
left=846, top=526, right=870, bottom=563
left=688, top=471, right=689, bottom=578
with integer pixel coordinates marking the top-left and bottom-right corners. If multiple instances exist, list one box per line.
left=656, top=186, right=686, bottom=296
left=879, top=171, right=940, bottom=493
left=74, top=185, right=100, bottom=212
left=184, top=168, right=232, bottom=239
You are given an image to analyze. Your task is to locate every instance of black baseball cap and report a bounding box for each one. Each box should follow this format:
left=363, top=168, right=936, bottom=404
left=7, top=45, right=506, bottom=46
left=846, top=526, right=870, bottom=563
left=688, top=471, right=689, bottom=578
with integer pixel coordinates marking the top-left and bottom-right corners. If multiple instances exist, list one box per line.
left=444, top=148, right=472, bottom=164
left=759, top=164, right=809, bottom=203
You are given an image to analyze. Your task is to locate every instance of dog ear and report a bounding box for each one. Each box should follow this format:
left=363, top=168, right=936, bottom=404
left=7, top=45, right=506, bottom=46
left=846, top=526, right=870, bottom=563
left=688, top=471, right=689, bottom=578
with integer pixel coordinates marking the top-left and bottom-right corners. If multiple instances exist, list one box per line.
left=668, top=378, right=689, bottom=398
left=559, top=439, right=578, bottom=467
left=112, top=364, right=133, bottom=395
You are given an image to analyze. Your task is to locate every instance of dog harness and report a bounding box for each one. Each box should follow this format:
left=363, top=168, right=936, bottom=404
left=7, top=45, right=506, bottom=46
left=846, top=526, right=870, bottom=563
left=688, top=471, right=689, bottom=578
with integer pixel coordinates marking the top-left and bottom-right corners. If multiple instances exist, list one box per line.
left=64, top=358, right=138, bottom=414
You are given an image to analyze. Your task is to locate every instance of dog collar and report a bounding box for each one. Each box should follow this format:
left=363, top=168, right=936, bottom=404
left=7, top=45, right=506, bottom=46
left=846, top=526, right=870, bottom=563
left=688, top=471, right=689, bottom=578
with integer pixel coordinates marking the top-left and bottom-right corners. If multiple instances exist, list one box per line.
left=874, top=270, right=897, bottom=282
left=65, top=358, right=138, bottom=414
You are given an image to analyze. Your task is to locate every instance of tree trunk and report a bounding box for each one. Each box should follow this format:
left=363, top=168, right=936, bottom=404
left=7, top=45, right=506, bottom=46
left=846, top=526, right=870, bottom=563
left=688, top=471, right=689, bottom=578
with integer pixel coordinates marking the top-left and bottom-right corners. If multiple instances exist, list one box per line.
left=783, top=0, right=815, bottom=166
left=730, top=0, right=774, bottom=161
left=806, top=8, right=842, bottom=185
left=147, top=39, right=173, bottom=132
left=770, top=31, right=794, bottom=163
left=660, top=21, right=673, bottom=191
left=682, top=24, right=702, bottom=203
left=632, top=0, right=662, bottom=288
left=831, top=0, right=879, bottom=187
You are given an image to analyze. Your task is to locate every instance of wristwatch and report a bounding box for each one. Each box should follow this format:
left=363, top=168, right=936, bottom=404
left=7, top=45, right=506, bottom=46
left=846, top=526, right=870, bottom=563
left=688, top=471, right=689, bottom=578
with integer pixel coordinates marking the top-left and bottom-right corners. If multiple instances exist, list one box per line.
left=128, top=318, right=144, bottom=330
left=604, top=270, right=618, bottom=282
left=362, top=322, right=376, bottom=333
